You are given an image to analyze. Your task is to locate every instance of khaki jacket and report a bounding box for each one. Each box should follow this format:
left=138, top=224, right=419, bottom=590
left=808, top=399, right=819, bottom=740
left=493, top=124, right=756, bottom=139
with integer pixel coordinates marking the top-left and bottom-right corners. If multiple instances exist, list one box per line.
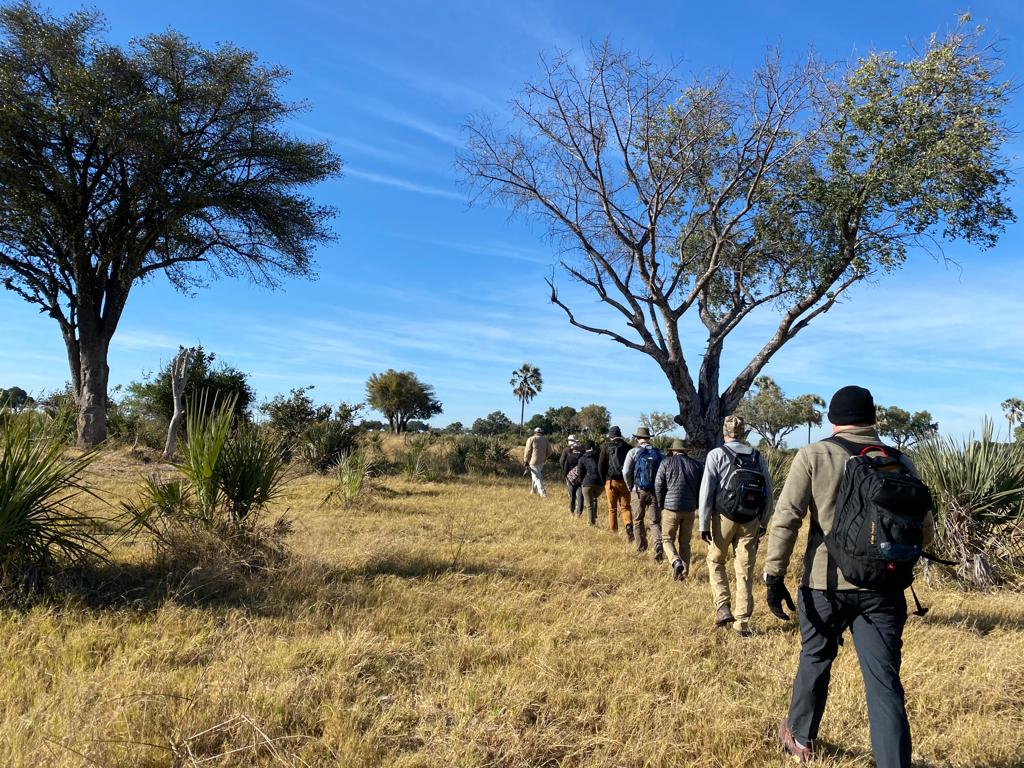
left=523, top=434, right=552, bottom=466
left=764, top=427, right=935, bottom=591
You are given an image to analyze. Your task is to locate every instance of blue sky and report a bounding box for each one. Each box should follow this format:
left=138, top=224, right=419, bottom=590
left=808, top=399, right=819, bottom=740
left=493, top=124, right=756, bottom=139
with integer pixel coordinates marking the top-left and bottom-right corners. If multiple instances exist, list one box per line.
left=1, top=0, right=1023, bottom=443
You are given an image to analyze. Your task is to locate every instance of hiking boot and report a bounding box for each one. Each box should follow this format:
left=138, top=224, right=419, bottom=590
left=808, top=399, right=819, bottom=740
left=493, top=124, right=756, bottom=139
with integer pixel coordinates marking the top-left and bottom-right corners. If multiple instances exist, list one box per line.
left=625, top=524, right=634, bottom=543
left=778, top=720, right=813, bottom=763
left=653, top=543, right=664, bottom=563
left=672, top=560, right=684, bottom=580
left=715, top=605, right=735, bottom=627
left=735, top=621, right=752, bottom=638
left=637, top=539, right=648, bottom=553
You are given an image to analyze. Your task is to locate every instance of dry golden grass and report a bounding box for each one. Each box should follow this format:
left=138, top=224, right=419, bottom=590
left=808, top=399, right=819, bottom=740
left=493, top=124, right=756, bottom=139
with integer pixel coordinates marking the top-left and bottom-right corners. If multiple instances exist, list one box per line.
left=2, top=451, right=1023, bottom=767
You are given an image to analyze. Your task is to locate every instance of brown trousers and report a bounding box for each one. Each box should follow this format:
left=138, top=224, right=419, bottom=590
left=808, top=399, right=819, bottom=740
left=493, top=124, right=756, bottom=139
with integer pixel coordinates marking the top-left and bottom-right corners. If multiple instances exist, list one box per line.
left=605, top=479, right=632, bottom=531
left=631, top=489, right=662, bottom=553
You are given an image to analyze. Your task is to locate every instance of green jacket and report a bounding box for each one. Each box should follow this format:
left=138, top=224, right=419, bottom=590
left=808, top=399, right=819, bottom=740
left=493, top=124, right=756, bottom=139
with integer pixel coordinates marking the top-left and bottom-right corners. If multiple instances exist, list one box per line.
left=763, top=427, right=936, bottom=591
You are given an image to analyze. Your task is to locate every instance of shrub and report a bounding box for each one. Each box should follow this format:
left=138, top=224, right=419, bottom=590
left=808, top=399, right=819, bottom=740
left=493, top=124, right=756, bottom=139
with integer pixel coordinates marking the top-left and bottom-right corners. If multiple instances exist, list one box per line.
left=913, top=420, right=1024, bottom=588
left=301, top=419, right=359, bottom=474
left=0, top=410, right=103, bottom=594
left=325, top=449, right=379, bottom=506
left=124, top=394, right=292, bottom=582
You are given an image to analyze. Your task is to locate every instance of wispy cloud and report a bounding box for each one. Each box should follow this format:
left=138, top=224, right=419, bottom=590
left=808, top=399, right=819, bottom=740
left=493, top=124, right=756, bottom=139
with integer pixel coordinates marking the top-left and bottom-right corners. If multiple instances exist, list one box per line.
left=345, top=169, right=464, bottom=201
left=290, top=121, right=407, bottom=163
left=399, top=235, right=554, bottom=265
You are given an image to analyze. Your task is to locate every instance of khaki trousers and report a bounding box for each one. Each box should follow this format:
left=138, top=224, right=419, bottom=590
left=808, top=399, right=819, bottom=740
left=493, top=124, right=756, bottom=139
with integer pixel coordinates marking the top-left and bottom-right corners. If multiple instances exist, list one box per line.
left=661, top=508, right=695, bottom=575
left=706, top=514, right=761, bottom=621
left=605, top=479, right=632, bottom=531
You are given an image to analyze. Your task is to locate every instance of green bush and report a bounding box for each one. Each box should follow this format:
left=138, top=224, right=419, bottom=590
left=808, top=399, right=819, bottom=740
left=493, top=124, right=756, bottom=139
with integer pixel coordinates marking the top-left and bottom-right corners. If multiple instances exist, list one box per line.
left=301, top=419, right=359, bottom=474
left=124, top=393, right=291, bottom=574
left=0, top=410, right=103, bottom=594
left=325, top=449, right=379, bottom=506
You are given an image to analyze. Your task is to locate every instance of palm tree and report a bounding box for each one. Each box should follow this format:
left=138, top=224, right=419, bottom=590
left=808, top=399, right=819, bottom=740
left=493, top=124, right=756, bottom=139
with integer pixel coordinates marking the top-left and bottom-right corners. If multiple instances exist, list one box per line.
left=1001, top=398, right=1024, bottom=440
left=510, top=363, right=542, bottom=434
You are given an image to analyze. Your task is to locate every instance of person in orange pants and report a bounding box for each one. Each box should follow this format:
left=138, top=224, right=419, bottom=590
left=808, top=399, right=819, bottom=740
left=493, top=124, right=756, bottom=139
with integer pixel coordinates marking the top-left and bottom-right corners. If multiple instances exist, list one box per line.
left=599, top=426, right=633, bottom=538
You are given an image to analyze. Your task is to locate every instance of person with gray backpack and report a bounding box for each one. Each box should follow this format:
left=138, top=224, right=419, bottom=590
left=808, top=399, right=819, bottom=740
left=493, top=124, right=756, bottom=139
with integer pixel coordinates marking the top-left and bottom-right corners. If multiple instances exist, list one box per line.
left=698, top=415, right=773, bottom=636
left=764, top=386, right=938, bottom=766
left=623, top=427, right=664, bottom=559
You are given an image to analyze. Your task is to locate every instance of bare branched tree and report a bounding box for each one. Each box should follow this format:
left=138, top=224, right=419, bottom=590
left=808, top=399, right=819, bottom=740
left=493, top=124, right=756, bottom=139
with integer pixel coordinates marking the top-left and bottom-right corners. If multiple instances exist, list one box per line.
left=460, top=23, right=1013, bottom=448
left=162, top=346, right=194, bottom=459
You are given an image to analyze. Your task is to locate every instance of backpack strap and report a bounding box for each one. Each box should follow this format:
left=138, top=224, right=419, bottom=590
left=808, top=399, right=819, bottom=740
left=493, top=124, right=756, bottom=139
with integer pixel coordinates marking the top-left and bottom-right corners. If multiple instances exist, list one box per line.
left=826, top=435, right=900, bottom=461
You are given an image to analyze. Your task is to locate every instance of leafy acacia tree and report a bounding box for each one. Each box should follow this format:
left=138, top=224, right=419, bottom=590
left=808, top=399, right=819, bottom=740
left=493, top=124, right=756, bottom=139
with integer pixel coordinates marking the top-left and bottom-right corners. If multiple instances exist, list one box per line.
left=875, top=405, right=938, bottom=449
left=577, top=404, right=611, bottom=438
left=0, top=386, right=31, bottom=411
left=366, top=369, right=442, bottom=433
left=471, top=411, right=514, bottom=436
left=462, top=22, right=1013, bottom=449
left=638, top=411, right=677, bottom=437
left=736, top=376, right=824, bottom=449
left=0, top=5, right=341, bottom=446
left=510, top=363, right=542, bottom=433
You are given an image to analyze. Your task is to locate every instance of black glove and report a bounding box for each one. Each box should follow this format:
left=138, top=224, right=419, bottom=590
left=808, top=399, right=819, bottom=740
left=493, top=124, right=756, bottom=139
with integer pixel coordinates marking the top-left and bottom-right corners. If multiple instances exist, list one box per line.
left=700, top=530, right=712, bottom=544
left=765, top=573, right=796, bottom=621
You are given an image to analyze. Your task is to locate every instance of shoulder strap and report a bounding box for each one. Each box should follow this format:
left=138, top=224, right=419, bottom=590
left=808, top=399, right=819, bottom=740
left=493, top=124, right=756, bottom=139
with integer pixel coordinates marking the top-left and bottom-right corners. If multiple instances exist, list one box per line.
left=827, top=435, right=901, bottom=461
left=720, top=444, right=736, bottom=461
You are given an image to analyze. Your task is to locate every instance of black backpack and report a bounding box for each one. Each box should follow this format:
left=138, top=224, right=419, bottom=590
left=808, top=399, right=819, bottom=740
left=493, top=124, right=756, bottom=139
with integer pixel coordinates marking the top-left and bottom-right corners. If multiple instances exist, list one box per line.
left=714, top=446, right=768, bottom=523
left=824, top=437, right=933, bottom=591
left=607, top=443, right=625, bottom=478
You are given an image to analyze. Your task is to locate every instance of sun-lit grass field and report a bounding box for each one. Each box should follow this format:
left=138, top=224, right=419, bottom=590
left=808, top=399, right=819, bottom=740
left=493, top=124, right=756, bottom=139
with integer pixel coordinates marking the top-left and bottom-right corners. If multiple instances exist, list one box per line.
left=3, top=451, right=1023, bottom=767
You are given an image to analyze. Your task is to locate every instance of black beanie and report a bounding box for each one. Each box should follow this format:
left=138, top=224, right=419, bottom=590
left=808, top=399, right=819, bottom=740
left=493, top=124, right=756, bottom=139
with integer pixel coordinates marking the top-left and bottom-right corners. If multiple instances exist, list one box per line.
left=828, top=386, right=875, bottom=426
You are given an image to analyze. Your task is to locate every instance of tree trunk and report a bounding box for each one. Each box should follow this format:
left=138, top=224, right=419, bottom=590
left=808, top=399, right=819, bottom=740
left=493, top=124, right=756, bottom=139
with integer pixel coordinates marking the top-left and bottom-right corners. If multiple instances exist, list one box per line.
left=163, top=348, right=192, bottom=459
left=666, top=346, right=725, bottom=456
left=520, top=397, right=525, bottom=435
left=77, top=332, right=110, bottom=447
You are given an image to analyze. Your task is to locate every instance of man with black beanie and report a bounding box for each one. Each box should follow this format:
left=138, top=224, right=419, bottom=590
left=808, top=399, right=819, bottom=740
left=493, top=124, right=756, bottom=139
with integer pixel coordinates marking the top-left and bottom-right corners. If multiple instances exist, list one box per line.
left=763, top=385, right=935, bottom=766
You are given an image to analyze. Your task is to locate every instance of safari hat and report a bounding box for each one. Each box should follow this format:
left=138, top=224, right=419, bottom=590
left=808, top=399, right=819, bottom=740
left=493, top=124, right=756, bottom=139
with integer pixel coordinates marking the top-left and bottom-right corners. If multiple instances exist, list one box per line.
left=668, top=438, right=687, bottom=452
left=633, top=427, right=652, bottom=440
left=608, top=426, right=623, bottom=439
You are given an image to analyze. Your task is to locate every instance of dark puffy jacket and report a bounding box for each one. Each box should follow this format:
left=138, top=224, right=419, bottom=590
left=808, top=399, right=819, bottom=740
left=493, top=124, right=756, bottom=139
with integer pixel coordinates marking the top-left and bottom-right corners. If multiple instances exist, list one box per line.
left=560, top=447, right=582, bottom=479
left=655, top=453, right=704, bottom=512
left=577, top=451, right=602, bottom=487
left=599, top=440, right=632, bottom=482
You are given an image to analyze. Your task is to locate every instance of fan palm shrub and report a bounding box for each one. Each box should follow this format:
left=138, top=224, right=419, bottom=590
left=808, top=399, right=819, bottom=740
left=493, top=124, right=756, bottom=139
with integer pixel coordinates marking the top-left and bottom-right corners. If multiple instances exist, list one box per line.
left=325, top=449, right=379, bottom=506
left=123, top=392, right=291, bottom=579
left=913, top=419, right=1024, bottom=588
left=0, top=409, right=103, bottom=593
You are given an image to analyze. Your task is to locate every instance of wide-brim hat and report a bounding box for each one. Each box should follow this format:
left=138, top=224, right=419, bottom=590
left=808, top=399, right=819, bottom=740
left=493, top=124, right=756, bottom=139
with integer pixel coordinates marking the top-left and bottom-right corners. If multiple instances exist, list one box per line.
left=608, top=426, right=623, bottom=439
left=633, top=427, right=652, bottom=439
left=668, top=438, right=686, bottom=452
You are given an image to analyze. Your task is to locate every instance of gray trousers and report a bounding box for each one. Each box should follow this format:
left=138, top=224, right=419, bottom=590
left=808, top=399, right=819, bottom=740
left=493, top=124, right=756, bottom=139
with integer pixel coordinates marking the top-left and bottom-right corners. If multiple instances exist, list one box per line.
left=566, top=480, right=583, bottom=516
left=787, top=587, right=911, bottom=768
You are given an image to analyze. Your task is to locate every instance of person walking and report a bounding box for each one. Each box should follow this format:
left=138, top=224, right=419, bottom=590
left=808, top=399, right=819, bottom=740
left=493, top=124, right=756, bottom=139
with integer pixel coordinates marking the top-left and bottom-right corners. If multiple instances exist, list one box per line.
left=576, top=441, right=603, bottom=525
left=623, top=427, right=664, bottom=558
left=523, top=426, right=553, bottom=496
left=655, top=438, right=704, bottom=580
left=764, top=386, right=936, bottom=766
left=698, top=415, right=773, bottom=637
left=599, top=426, right=633, bottom=538
left=560, top=435, right=584, bottom=516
